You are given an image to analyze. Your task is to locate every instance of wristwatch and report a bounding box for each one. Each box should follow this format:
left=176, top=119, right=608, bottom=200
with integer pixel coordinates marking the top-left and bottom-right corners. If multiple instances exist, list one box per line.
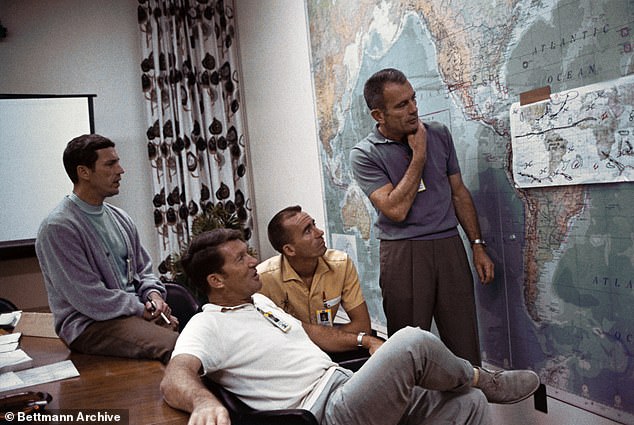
left=357, top=332, right=366, bottom=347
left=471, top=239, right=487, bottom=247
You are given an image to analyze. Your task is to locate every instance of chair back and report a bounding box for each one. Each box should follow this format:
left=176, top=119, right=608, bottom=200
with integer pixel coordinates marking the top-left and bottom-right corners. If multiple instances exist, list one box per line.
left=0, top=298, right=18, bottom=314
left=164, top=282, right=200, bottom=331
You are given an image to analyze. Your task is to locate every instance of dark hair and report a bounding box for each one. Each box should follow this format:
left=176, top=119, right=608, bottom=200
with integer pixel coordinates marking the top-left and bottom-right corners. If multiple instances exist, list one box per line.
left=363, top=68, right=408, bottom=110
left=180, top=228, right=244, bottom=294
left=63, top=134, right=116, bottom=183
left=267, top=205, right=302, bottom=253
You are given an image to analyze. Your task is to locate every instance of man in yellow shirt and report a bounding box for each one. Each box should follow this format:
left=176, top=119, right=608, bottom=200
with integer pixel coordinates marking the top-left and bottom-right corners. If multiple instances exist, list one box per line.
left=257, top=205, right=373, bottom=352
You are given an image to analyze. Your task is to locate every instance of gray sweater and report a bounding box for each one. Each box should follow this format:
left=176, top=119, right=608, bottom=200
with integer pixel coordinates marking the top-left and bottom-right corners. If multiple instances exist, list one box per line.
left=35, top=196, right=166, bottom=345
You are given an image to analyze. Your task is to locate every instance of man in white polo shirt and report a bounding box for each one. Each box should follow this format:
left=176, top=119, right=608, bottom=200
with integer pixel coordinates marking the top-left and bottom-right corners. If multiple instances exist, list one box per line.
left=161, top=228, right=540, bottom=425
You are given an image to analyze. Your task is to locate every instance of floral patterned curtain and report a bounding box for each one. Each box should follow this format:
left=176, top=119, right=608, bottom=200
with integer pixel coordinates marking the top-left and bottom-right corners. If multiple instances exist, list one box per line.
left=137, top=0, right=257, bottom=276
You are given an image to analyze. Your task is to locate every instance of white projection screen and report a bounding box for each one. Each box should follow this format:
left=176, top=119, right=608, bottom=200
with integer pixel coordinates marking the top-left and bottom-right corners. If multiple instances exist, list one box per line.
left=0, top=95, right=95, bottom=253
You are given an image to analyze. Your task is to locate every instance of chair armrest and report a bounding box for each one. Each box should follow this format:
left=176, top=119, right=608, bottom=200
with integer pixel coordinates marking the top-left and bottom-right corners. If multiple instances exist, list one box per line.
left=203, top=377, right=319, bottom=425
left=238, top=409, right=319, bottom=425
left=327, top=348, right=371, bottom=372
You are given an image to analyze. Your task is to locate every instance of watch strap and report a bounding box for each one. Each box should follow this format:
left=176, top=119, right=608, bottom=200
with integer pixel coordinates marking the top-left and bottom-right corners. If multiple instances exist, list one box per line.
left=356, top=332, right=366, bottom=347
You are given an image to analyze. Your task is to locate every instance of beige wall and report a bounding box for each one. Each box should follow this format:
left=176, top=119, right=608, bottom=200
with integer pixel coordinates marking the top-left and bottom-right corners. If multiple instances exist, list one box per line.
left=234, top=0, right=326, bottom=260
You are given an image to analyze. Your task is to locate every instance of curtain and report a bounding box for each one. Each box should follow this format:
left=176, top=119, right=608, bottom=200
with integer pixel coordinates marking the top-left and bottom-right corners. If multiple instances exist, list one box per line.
left=138, top=0, right=257, bottom=276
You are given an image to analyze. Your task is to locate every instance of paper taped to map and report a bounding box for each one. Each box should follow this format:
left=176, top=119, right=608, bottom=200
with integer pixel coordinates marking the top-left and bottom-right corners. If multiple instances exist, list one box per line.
left=510, top=74, right=634, bottom=188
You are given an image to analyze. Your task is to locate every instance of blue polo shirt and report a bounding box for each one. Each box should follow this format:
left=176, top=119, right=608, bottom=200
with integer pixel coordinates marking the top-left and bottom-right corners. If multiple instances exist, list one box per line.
left=349, top=121, right=461, bottom=241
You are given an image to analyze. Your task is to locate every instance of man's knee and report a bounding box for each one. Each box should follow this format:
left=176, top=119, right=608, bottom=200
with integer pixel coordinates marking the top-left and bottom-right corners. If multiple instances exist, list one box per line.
left=71, top=316, right=177, bottom=362
left=390, top=326, right=443, bottom=350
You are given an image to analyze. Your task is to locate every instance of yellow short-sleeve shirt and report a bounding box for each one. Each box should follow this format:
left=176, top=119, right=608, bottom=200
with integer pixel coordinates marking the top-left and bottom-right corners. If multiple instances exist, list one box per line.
left=256, top=249, right=366, bottom=325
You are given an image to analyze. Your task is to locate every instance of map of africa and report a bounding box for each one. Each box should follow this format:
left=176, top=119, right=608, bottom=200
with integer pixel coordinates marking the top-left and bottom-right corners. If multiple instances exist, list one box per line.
left=306, top=0, right=634, bottom=422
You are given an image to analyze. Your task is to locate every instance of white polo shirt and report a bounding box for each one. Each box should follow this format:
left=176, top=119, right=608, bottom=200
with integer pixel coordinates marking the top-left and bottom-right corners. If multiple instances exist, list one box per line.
left=172, top=293, right=340, bottom=411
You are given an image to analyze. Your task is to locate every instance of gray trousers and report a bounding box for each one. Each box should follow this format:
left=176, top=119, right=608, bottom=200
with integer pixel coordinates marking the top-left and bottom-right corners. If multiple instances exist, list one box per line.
left=380, top=236, right=482, bottom=365
left=322, top=327, right=490, bottom=425
left=69, top=315, right=178, bottom=364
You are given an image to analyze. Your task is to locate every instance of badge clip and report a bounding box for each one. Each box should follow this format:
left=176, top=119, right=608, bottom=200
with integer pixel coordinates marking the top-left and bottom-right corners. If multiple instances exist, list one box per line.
left=256, top=306, right=291, bottom=332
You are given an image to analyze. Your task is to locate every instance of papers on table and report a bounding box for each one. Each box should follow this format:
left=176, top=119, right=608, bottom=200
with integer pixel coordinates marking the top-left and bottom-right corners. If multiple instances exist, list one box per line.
left=0, top=360, right=79, bottom=393
left=0, top=311, right=21, bottom=329
left=0, top=333, right=33, bottom=373
left=0, top=333, right=21, bottom=353
left=0, top=349, right=33, bottom=374
left=0, top=317, right=79, bottom=393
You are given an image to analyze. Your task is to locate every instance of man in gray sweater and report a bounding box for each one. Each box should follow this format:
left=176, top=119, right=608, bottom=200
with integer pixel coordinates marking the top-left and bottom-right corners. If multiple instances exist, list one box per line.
left=35, top=134, right=178, bottom=363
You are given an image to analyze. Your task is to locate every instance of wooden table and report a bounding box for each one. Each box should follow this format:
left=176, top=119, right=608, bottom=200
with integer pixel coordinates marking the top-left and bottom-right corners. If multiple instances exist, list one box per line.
left=2, top=336, right=189, bottom=424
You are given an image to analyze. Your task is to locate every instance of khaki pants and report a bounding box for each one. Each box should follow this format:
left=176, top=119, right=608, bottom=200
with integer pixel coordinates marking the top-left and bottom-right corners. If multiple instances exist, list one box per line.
left=70, top=316, right=178, bottom=364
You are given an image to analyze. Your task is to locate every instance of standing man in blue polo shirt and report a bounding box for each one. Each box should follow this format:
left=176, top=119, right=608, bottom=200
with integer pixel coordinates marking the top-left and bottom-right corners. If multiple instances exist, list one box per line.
left=350, top=68, right=494, bottom=365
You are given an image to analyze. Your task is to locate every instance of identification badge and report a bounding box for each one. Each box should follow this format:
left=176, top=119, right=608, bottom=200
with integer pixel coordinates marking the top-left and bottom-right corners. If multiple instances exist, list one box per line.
left=316, top=309, right=333, bottom=326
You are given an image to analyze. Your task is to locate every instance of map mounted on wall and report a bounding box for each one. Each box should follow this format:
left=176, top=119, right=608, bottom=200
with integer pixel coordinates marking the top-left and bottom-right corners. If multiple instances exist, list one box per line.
left=510, top=74, right=634, bottom=188
left=306, top=0, right=634, bottom=422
